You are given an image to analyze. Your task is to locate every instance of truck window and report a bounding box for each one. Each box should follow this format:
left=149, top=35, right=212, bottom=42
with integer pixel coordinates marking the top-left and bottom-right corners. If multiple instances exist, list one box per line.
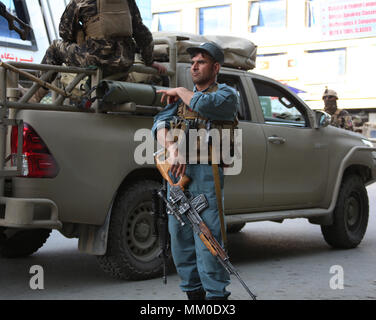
left=252, top=79, right=309, bottom=128
left=217, top=74, right=251, bottom=121
left=0, top=0, right=36, bottom=50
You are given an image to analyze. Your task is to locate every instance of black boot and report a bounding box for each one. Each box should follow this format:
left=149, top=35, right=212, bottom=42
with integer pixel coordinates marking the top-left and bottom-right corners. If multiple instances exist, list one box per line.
left=186, top=288, right=206, bottom=300
left=206, top=296, right=229, bottom=300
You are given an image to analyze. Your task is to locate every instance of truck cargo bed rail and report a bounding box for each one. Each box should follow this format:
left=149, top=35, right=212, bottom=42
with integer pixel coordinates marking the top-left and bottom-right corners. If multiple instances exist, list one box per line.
left=0, top=36, right=182, bottom=180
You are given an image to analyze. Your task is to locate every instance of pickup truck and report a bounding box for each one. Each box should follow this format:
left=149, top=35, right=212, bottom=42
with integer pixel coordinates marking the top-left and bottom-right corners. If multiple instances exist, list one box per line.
left=0, top=35, right=375, bottom=281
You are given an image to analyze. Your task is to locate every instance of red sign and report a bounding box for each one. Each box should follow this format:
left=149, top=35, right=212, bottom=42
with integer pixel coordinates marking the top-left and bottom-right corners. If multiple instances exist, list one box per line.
left=0, top=52, right=34, bottom=63
left=320, top=0, right=376, bottom=39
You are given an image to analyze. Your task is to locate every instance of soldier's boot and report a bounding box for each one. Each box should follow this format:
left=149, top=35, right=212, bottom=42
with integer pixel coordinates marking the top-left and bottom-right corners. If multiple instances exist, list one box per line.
left=29, top=87, right=49, bottom=103
left=186, top=288, right=206, bottom=300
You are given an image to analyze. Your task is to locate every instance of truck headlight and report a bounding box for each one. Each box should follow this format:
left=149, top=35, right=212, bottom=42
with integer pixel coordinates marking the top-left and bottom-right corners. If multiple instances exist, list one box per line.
left=362, top=139, right=374, bottom=148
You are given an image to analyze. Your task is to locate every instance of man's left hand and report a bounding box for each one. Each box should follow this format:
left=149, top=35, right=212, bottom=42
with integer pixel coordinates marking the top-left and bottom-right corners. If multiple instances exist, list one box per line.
left=157, top=87, right=194, bottom=106
left=157, top=88, right=181, bottom=105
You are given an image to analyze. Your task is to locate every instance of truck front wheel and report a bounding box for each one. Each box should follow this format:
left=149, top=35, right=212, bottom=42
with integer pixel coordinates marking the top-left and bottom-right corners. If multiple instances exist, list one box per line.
left=321, top=174, right=369, bottom=249
left=97, top=180, right=163, bottom=280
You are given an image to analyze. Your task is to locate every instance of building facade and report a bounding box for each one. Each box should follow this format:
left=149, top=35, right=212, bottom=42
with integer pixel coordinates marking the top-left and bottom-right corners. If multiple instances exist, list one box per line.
left=151, top=0, right=376, bottom=122
left=136, top=0, right=152, bottom=28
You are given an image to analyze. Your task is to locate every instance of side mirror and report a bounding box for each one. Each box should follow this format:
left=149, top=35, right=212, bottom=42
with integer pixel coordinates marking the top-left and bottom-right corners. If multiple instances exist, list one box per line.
left=315, top=110, right=331, bottom=128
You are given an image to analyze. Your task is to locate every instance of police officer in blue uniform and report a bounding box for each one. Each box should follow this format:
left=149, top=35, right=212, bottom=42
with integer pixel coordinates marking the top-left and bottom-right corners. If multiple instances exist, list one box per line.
left=152, top=42, right=239, bottom=300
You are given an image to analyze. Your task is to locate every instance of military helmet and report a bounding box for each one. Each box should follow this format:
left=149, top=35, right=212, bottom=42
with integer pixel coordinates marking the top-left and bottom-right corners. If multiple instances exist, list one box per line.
left=322, top=88, right=338, bottom=99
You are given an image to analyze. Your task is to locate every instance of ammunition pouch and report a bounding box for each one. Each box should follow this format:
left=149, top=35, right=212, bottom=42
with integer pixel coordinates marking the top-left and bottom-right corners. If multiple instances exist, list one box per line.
left=84, top=0, right=133, bottom=40
left=170, top=84, right=238, bottom=165
left=170, top=117, right=237, bottom=165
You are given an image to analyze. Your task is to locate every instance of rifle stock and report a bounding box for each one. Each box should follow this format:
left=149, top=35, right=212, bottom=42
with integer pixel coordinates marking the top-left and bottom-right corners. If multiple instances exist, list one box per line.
left=154, top=149, right=190, bottom=190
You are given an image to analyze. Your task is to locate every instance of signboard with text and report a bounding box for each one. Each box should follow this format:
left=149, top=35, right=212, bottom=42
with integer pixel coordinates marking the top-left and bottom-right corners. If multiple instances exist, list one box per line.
left=319, top=0, right=376, bottom=39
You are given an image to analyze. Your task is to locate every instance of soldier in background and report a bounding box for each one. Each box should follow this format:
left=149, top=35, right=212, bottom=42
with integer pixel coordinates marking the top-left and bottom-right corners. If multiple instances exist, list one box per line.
left=323, top=88, right=354, bottom=131
left=31, top=0, right=166, bottom=102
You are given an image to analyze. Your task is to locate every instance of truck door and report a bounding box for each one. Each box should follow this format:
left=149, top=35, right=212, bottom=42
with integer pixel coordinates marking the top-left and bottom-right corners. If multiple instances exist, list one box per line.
left=218, top=73, right=266, bottom=212
left=251, top=78, right=328, bottom=208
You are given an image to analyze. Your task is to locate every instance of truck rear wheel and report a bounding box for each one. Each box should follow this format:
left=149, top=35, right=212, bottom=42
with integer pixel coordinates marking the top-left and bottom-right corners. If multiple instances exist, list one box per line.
left=97, top=180, right=163, bottom=280
left=0, top=228, right=51, bottom=258
left=321, top=174, right=369, bottom=249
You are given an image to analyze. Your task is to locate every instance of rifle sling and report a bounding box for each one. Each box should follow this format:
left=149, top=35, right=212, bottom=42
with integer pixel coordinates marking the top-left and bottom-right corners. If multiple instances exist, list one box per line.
left=212, top=163, right=227, bottom=251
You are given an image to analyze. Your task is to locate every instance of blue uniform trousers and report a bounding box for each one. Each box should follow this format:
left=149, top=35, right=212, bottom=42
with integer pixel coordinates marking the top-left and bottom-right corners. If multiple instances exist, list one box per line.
left=168, top=164, right=230, bottom=299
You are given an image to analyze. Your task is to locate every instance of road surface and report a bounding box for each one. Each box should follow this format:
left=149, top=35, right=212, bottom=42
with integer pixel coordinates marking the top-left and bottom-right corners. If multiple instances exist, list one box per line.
left=1, top=184, right=375, bottom=300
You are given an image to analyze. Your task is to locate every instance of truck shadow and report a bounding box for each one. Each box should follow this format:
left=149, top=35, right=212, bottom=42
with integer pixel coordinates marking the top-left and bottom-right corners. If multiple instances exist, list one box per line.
left=227, top=221, right=332, bottom=264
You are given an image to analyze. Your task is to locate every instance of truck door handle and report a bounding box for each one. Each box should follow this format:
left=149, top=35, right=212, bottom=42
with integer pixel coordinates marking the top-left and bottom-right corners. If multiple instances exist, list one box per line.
left=268, top=136, right=286, bottom=144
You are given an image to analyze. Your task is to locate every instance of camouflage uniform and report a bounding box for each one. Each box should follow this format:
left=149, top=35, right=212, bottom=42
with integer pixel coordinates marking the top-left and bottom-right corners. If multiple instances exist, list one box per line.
left=329, top=109, right=354, bottom=131
left=322, top=88, right=353, bottom=131
left=41, top=0, right=154, bottom=77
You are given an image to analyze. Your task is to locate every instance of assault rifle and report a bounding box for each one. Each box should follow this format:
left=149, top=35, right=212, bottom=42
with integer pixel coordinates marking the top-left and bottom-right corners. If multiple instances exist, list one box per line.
left=154, top=149, right=257, bottom=300
left=0, top=2, right=32, bottom=41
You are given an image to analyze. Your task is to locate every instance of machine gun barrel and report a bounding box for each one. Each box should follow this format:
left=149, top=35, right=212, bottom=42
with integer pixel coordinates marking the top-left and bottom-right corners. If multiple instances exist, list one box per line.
left=0, top=3, right=32, bottom=40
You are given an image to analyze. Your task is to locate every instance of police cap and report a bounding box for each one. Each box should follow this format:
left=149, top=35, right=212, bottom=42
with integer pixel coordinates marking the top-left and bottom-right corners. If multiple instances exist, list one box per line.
left=187, top=42, right=225, bottom=65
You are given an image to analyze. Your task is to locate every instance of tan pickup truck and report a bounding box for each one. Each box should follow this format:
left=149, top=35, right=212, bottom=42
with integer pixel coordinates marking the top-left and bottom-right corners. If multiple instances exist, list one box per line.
left=0, top=35, right=375, bottom=281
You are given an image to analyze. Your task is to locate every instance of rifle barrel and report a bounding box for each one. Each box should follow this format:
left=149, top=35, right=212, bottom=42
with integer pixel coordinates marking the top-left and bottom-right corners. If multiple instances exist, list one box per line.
left=218, top=257, right=257, bottom=300
left=233, top=270, right=257, bottom=300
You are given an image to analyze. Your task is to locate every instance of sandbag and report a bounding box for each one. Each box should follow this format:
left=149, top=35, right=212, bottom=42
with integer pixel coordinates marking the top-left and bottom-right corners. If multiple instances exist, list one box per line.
left=153, top=32, right=206, bottom=63
left=153, top=32, right=257, bottom=70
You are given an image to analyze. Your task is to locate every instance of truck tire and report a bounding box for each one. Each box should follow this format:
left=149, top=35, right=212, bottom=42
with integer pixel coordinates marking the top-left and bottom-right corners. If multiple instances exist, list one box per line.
left=0, top=228, right=51, bottom=258
left=321, top=174, right=369, bottom=249
left=97, top=180, right=163, bottom=280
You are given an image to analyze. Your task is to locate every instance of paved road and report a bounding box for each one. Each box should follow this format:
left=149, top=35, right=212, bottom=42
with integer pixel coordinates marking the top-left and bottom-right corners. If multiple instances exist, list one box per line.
left=1, top=184, right=376, bottom=300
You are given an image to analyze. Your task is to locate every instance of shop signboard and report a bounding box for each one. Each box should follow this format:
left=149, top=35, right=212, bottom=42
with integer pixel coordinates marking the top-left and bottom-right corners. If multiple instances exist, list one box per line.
left=319, top=0, right=376, bottom=40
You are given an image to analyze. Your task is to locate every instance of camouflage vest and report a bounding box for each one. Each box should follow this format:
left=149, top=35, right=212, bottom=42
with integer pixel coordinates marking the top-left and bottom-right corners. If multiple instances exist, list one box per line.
left=331, top=108, right=354, bottom=131
left=84, top=0, right=133, bottom=40
left=171, top=83, right=238, bottom=165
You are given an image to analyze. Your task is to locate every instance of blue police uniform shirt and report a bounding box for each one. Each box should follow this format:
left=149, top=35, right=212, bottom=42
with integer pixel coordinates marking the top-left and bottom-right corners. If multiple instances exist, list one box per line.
left=151, top=82, right=238, bottom=138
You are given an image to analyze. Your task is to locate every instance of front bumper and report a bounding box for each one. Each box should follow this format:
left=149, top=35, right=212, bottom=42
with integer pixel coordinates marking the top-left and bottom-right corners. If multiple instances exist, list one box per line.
left=0, top=196, right=62, bottom=229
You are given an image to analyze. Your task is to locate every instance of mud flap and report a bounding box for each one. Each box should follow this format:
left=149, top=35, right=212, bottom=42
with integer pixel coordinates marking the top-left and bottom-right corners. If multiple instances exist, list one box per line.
left=78, top=203, right=112, bottom=255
